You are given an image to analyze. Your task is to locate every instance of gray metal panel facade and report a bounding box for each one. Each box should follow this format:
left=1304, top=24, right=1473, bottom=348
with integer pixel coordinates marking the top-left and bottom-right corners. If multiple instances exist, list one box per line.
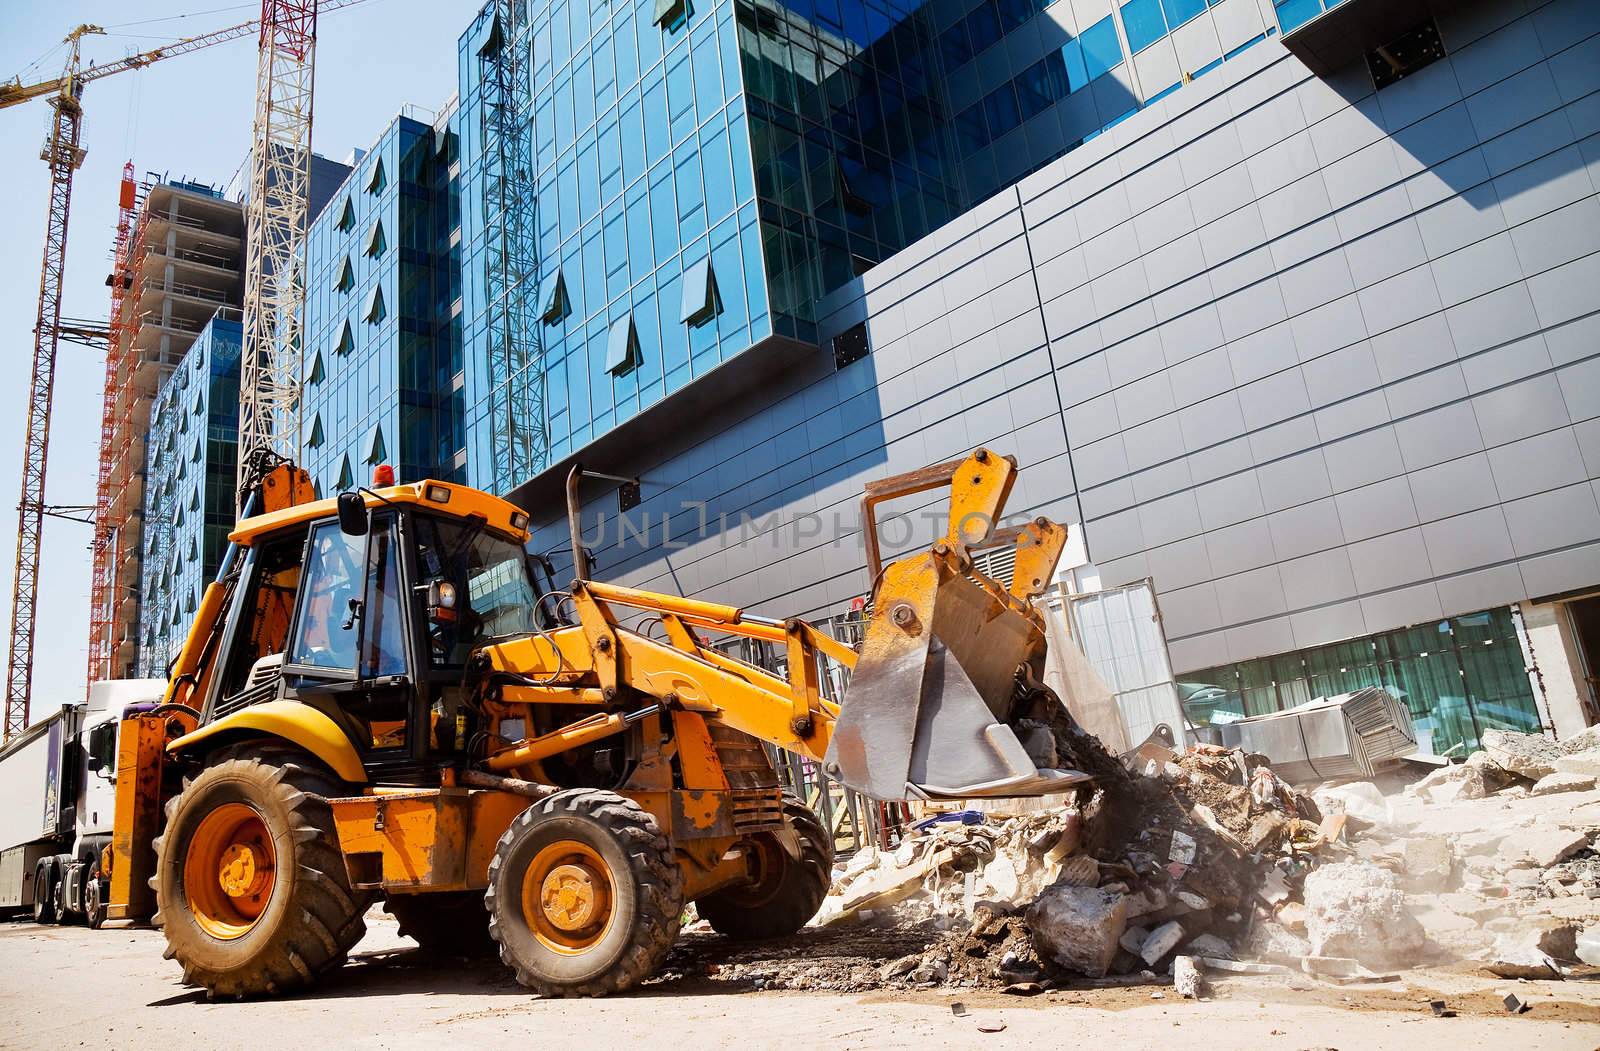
left=532, top=0, right=1600, bottom=676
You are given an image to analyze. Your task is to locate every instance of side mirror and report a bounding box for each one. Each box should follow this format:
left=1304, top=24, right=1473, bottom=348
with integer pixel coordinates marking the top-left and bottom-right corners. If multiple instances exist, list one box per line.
left=336, top=491, right=369, bottom=537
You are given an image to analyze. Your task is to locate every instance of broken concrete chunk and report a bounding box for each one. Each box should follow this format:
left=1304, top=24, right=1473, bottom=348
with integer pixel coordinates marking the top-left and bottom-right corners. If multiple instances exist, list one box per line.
left=1168, top=830, right=1197, bottom=866
left=1481, top=729, right=1560, bottom=781
left=1314, top=782, right=1394, bottom=827
left=1119, top=925, right=1151, bottom=956
left=1172, top=955, right=1202, bottom=999
left=1484, top=934, right=1561, bottom=980
left=1557, top=724, right=1600, bottom=756
left=1530, top=772, right=1597, bottom=796
left=1553, top=754, right=1600, bottom=778
left=1503, top=828, right=1590, bottom=868
left=1401, top=836, right=1455, bottom=892
left=1026, top=885, right=1127, bottom=979
left=1303, top=862, right=1425, bottom=967
left=1124, top=886, right=1168, bottom=918
left=1183, top=933, right=1235, bottom=960
left=1140, top=920, right=1186, bottom=967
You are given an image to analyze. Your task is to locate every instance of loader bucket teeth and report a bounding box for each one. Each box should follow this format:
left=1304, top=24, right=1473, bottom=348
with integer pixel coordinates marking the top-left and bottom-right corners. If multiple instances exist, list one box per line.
left=826, top=550, right=1093, bottom=801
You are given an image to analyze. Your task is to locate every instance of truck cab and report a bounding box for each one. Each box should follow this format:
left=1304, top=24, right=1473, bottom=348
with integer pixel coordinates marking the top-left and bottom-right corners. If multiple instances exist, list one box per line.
left=30, top=675, right=164, bottom=921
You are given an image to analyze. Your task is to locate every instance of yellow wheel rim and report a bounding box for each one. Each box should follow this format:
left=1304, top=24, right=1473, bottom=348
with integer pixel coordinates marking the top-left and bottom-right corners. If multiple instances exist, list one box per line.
left=184, top=803, right=275, bottom=940
left=521, top=841, right=614, bottom=955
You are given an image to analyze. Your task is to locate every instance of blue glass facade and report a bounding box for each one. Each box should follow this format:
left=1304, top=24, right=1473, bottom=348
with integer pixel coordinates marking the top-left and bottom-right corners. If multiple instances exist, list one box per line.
left=138, top=315, right=243, bottom=676
left=458, top=0, right=773, bottom=491
left=446, top=0, right=1311, bottom=490
left=300, top=112, right=464, bottom=496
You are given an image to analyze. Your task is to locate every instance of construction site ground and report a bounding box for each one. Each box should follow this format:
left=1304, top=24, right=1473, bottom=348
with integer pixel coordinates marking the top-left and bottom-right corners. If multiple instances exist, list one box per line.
left=3, top=911, right=1598, bottom=1049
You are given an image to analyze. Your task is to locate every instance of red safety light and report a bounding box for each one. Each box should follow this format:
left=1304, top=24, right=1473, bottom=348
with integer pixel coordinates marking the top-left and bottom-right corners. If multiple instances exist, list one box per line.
left=373, top=464, right=395, bottom=487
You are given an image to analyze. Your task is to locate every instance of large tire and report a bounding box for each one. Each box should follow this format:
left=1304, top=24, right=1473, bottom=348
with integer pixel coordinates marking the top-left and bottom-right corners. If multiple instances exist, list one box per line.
left=486, top=789, right=682, bottom=997
left=32, top=861, right=58, bottom=925
left=385, top=891, right=495, bottom=956
left=696, top=796, right=832, bottom=940
left=84, top=867, right=108, bottom=930
left=153, top=754, right=368, bottom=998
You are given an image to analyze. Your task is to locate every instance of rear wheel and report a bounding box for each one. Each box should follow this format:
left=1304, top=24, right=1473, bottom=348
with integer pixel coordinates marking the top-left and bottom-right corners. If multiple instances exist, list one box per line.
left=153, top=753, right=368, bottom=997
left=486, top=789, right=682, bottom=997
left=696, top=796, right=832, bottom=939
left=385, top=891, right=495, bottom=956
left=32, top=862, right=58, bottom=925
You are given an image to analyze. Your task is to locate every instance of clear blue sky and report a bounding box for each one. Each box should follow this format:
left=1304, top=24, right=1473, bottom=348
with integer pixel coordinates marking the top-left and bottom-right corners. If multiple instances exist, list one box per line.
left=0, top=1, right=480, bottom=721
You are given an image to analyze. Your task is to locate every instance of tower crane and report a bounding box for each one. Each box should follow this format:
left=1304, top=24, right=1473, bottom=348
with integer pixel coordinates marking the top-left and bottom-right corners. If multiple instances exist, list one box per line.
left=1, top=1, right=367, bottom=740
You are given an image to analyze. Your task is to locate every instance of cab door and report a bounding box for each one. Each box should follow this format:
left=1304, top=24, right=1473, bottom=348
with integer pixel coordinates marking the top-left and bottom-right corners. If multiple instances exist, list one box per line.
left=281, top=513, right=420, bottom=769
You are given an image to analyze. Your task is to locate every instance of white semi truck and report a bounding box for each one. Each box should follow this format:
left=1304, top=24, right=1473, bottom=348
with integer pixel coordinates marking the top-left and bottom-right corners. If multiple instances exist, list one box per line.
left=0, top=680, right=164, bottom=924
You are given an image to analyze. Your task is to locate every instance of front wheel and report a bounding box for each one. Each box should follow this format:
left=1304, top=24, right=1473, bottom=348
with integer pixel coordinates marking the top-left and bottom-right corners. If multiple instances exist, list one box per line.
left=84, top=867, right=109, bottom=930
left=486, top=789, right=683, bottom=997
left=695, top=796, right=832, bottom=939
left=153, top=754, right=368, bottom=997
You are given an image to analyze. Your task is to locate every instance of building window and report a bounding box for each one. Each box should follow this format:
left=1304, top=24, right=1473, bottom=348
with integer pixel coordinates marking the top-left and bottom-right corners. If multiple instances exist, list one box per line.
left=335, top=454, right=354, bottom=492
left=364, top=423, right=386, bottom=465
left=539, top=270, right=568, bottom=324
left=1082, top=16, right=1124, bottom=80
left=832, top=321, right=870, bottom=369
left=679, top=258, right=720, bottom=326
left=307, top=349, right=326, bottom=384
left=334, top=320, right=354, bottom=356
left=307, top=413, right=325, bottom=449
left=1120, top=0, right=1167, bottom=54
left=366, top=158, right=386, bottom=195
left=336, top=256, right=355, bottom=293
left=365, top=218, right=387, bottom=258
left=364, top=285, right=386, bottom=323
left=653, top=0, right=688, bottom=29
left=605, top=313, right=640, bottom=375
left=335, top=197, right=355, bottom=232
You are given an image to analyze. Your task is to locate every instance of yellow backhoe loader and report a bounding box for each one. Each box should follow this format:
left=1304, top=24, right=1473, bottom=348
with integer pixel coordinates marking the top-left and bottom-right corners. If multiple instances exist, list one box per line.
left=102, top=447, right=1092, bottom=997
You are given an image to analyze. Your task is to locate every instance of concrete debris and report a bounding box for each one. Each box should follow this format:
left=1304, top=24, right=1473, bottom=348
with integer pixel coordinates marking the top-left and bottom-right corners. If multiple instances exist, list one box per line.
left=1313, top=781, right=1394, bottom=828
left=1577, top=925, right=1600, bottom=966
left=1484, top=934, right=1561, bottom=980
left=1501, top=991, right=1531, bottom=1014
left=1182, top=933, right=1235, bottom=960
left=1530, top=772, right=1597, bottom=795
left=1502, top=827, right=1589, bottom=868
left=1172, top=955, right=1202, bottom=999
left=1401, top=837, right=1455, bottom=892
left=1026, top=886, right=1127, bottom=978
left=1302, top=862, right=1426, bottom=967
left=1481, top=729, right=1561, bottom=781
left=1138, top=920, right=1185, bottom=966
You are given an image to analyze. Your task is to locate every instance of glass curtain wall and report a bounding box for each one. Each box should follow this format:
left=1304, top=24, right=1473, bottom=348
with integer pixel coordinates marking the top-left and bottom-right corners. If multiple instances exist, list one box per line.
left=302, top=114, right=463, bottom=496
left=1180, top=606, right=1542, bottom=756
left=138, top=316, right=243, bottom=676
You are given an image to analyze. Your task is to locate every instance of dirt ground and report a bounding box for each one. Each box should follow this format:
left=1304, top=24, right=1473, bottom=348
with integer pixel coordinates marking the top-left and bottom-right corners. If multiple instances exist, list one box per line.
left=3, top=912, right=1599, bottom=1050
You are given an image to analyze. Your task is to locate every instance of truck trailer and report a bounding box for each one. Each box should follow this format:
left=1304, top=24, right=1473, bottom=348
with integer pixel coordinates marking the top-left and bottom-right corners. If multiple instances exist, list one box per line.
left=1, top=680, right=164, bottom=923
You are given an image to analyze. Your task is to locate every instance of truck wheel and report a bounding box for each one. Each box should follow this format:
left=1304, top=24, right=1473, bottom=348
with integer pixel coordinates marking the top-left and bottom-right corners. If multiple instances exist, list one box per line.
left=695, top=796, right=832, bottom=940
left=52, top=864, right=74, bottom=924
left=385, top=891, right=495, bottom=956
left=85, top=868, right=109, bottom=930
left=486, top=789, right=682, bottom=997
left=153, top=755, right=368, bottom=998
left=32, top=861, right=58, bottom=924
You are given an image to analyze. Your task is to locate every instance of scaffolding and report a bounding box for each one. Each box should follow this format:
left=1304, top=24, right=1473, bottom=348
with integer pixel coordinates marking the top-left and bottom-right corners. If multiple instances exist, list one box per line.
left=85, top=164, right=140, bottom=688
left=479, top=0, right=545, bottom=491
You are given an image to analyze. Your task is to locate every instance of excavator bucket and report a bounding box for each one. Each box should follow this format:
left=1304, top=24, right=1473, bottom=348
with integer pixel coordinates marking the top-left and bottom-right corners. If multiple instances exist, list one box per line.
left=825, top=450, right=1096, bottom=801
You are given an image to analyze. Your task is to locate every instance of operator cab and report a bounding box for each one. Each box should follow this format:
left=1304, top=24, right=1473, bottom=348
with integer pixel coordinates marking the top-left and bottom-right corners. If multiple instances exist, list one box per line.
left=197, top=467, right=561, bottom=783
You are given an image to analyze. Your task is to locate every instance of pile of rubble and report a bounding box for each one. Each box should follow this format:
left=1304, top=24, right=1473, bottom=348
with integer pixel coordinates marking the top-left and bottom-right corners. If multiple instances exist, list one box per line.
left=1408, top=724, right=1600, bottom=803
left=805, top=737, right=1369, bottom=991
left=789, top=722, right=1600, bottom=997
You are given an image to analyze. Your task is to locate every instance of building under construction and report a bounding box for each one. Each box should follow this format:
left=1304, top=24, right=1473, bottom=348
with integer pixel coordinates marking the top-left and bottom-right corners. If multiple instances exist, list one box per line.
left=89, top=177, right=243, bottom=682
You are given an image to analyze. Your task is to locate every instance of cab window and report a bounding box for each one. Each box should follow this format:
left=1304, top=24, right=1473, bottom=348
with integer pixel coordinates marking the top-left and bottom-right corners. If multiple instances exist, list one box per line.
left=412, top=514, right=541, bottom=666
left=288, top=517, right=409, bottom=677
